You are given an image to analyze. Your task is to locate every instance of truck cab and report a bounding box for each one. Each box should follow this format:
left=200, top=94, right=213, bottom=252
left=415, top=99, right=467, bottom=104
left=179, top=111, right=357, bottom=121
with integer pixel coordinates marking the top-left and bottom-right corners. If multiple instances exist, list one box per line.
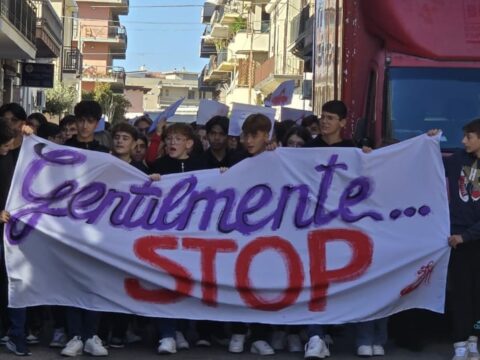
left=314, top=0, right=480, bottom=150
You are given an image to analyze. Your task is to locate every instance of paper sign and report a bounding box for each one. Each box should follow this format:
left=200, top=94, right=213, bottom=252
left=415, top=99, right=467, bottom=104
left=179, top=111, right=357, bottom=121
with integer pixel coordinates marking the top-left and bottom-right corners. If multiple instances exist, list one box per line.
left=228, top=103, right=276, bottom=137
left=148, top=97, right=185, bottom=133
left=281, top=107, right=313, bottom=123
left=196, top=100, right=229, bottom=126
left=265, top=80, right=295, bottom=107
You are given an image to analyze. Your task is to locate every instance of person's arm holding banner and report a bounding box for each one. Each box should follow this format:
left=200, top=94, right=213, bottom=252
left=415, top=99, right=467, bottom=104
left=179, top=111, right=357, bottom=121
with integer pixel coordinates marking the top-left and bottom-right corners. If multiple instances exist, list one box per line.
left=0, top=210, right=10, bottom=223
left=427, top=128, right=462, bottom=249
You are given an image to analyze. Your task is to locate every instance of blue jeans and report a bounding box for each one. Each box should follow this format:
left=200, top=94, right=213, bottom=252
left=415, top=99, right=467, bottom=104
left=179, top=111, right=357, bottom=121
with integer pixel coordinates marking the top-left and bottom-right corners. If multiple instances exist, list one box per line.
left=65, top=307, right=100, bottom=340
left=355, top=318, right=388, bottom=346
left=7, top=308, right=26, bottom=338
left=155, top=318, right=176, bottom=339
left=307, top=324, right=326, bottom=338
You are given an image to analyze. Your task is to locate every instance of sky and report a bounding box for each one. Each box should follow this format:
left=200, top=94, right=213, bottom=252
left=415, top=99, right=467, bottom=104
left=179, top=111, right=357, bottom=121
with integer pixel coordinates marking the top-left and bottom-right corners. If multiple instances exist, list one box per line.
left=115, top=0, right=208, bottom=73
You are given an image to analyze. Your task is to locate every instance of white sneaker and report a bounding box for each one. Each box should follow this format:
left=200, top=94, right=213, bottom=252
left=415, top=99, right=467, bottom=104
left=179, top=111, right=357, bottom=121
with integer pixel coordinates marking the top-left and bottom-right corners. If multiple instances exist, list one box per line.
left=468, top=336, right=480, bottom=360
left=175, top=331, right=189, bottom=350
left=61, top=336, right=83, bottom=357
left=195, top=339, right=211, bottom=347
left=125, top=330, right=142, bottom=344
left=229, top=334, right=245, bottom=353
left=0, top=335, right=10, bottom=345
left=357, top=345, right=373, bottom=357
left=251, top=340, right=275, bottom=355
left=453, top=341, right=468, bottom=360
left=304, top=335, right=330, bottom=359
left=158, top=337, right=176, bottom=354
left=287, top=334, right=303, bottom=353
left=84, top=335, right=108, bottom=356
left=26, top=332, right=40, bottom=345
left=50, top=328, right=67, bottom=348
left=372, top=345, right=385, bottom=356
left=271, top=330, right=286, bottom=350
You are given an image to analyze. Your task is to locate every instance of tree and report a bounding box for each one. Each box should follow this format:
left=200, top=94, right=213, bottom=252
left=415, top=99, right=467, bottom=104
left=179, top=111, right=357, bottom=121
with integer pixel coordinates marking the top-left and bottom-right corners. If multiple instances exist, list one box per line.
left=45, top=83, right=78, bottom=118
left=82, top=83, right=131, bottom=124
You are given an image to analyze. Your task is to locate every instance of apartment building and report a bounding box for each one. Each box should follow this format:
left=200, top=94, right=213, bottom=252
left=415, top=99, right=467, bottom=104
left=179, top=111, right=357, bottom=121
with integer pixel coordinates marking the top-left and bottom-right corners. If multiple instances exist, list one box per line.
left=125, top=69, right=213, bottom=123
left=199, top=0, right=311, bottom=110
left=73, top=0, right=128, bottom=94
left=0, top=0, right=63, bottom=112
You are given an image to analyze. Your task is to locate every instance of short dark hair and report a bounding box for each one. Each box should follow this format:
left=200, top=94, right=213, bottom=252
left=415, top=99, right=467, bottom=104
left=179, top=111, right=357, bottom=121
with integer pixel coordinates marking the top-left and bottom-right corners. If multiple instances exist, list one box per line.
left=112, top=122, right=139, bottom=141
left=0, top=103, right=27, bottom=121
left=134, top=116, right=152, bottom=127
left=59, top=114, right=76, bottom=129
left=74, top=100, right=102, bottom=122
left=463, top=118, right=480, bottom=136
left=322, top=100, right=347, bottom=119
left=283, top=125, right=313, bottom=145
left=242, top=114, right=272, bottom=135
left=165, top=123, right=195, bottom=140
left=301, top=115, right=319, bottom=128
left=37, top=122, right=61, bottom=140
left=137, top=134, right=148, bottom=146
left=27, top=112, right=48, bottom=126
left=206, top=116, right=229, bottom=135
left=0, top=118, right=15, bottom=145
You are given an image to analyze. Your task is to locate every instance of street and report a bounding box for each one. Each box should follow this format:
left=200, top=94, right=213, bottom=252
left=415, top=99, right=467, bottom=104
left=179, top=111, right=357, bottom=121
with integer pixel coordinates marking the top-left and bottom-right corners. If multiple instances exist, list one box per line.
left=0, top=341, right=453, bottom=359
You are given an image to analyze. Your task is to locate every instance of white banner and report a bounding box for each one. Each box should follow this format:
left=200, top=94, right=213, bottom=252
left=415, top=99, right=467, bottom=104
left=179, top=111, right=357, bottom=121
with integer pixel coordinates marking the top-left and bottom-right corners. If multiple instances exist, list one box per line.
left=4, top=135, right=450, bottom=324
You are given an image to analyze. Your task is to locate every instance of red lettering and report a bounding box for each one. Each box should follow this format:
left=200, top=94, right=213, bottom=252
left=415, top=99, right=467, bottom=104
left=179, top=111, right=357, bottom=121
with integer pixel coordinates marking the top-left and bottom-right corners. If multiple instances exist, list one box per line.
left=124, top=236, right=193, bottom=303
left=308, top=229, right=373, bottom=311
left=182, top=238, right=238, bottom=306
left=235, top=236, right=304, bottom=311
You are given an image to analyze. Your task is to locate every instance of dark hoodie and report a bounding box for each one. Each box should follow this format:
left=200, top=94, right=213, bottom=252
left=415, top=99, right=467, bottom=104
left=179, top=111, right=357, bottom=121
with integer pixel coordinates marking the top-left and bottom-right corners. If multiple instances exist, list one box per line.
left=65, top=137, right=109, bottom=153
left=151, top=155, right=206, bottom=175
left=444, top=149, right=480, bottom=242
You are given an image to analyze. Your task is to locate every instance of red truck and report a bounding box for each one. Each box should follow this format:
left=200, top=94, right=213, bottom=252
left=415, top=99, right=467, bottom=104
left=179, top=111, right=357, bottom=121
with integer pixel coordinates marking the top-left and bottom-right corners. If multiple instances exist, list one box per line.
left=313, top=0, right=480, bottom=149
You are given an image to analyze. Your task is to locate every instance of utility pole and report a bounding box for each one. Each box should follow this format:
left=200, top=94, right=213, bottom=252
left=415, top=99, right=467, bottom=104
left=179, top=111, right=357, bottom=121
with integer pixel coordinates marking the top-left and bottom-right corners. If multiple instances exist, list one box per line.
left=247, top=1, right=254, bottom=104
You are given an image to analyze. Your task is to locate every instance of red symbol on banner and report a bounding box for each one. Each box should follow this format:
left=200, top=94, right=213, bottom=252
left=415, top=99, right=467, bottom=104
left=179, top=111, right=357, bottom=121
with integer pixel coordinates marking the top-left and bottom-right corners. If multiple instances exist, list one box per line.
left=400, top=261, right=435, bottom=297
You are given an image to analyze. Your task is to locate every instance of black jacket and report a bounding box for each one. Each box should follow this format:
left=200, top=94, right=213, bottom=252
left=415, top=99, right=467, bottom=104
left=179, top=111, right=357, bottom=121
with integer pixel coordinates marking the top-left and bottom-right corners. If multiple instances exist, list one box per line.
left=444, top=150, right=480, bottom=242
left=65, top=137, right=110, bottom=153
left=151, top=155, right=206, bottom=175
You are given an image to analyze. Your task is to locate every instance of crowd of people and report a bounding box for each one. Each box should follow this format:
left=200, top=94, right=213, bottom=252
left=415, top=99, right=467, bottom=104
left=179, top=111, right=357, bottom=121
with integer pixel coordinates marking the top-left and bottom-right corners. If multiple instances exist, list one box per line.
left=0, top=99, right=479, bottom=360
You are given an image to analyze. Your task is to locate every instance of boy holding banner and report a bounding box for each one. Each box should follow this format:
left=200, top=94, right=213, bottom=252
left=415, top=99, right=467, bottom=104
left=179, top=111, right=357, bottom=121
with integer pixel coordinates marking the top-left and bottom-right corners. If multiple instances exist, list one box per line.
left=61, top=101, right=110, bottom=357
left=438, top=119, right=480, bottom=360
left=0, top=116, right=32, bottom=356
left=227, top=113, right=276, bottom=356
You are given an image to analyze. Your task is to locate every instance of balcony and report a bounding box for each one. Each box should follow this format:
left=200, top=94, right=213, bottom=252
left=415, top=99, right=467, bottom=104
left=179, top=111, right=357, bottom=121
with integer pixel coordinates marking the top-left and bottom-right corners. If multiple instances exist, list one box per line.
left=203, top=54, right=232, bottom=84
left=76, top=0, right=129, bottom=15
left=201, top=0, right=217, bottom=24
left=231, top=31, right=268, bottom=55
left=254, top=55, right=303, bottom=94
left=62, top=46, right=82, bottom=75
left=218, top=3, right=243, bottom=25
left=82, top=65, right=125, bottom=91
left=200, top=37, right=216, bottom=58
left=80, top=22, right=127, bottom=58
left=289, top=5, right=314, bottom=68
left=34, top=0, right=62, bottom=58
left=0, top=0, right=37, bottom=59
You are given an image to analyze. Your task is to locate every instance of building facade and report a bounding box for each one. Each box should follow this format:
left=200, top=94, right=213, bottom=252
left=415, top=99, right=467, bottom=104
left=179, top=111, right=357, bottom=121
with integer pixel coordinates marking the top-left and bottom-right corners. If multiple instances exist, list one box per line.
left=0, top=0, right=63, bottom=113
left=198, top=0, right=312, bottom=112
left=125, top=69, right=213, bottom=123
left=73, top=0, right=128, bottom=94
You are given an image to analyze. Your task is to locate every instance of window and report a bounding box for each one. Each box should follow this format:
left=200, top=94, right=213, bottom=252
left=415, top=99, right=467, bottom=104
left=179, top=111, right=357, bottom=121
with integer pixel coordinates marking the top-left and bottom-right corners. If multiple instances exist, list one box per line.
left=165, top=89, right=169, bottom=97
left=188, top=90, right=195, bottom=99
left=386, top=67, right=480, bottom=150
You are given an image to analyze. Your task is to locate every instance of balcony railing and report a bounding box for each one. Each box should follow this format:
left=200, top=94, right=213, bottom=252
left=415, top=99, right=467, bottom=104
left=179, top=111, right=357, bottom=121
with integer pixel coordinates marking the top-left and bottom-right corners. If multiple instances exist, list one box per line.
left=290, top=4, right=310, bottom=45
left=0, top=0, right=37, bottom=45
left=254, top=56, right=275, bottom=85
left=80, top=23, right=127, bottom=45
left=34, top=0, right=62, bottom=45
left=63, top=47, right=82, bottom=74
left=82, top=65, right=125, bottom=85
